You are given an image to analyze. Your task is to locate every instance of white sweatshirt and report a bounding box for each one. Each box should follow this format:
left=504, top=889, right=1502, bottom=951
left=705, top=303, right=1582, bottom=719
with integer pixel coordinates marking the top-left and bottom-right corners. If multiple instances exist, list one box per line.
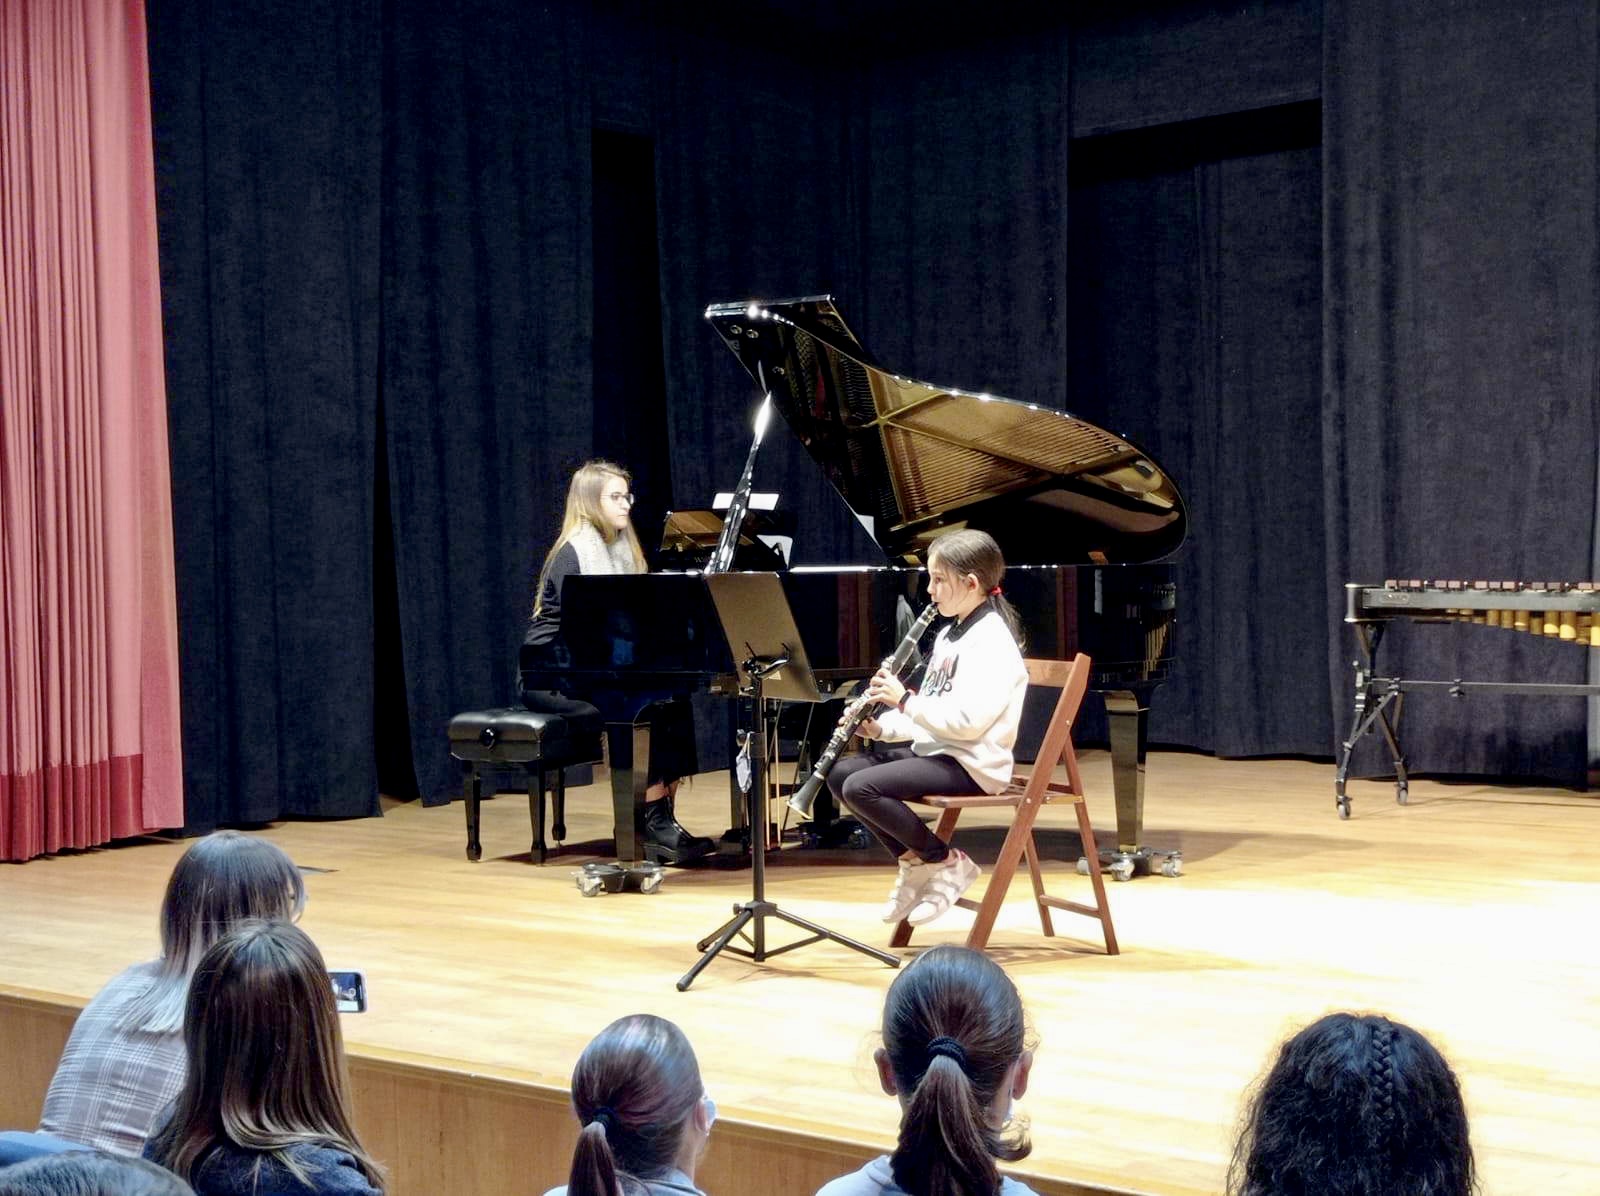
left=870, top=605, right=1027, bottom=793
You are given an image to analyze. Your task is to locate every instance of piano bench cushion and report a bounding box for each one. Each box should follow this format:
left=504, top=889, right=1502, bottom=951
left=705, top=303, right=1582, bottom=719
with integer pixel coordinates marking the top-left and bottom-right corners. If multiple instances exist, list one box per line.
left=447, top=707, right=604, bottom=767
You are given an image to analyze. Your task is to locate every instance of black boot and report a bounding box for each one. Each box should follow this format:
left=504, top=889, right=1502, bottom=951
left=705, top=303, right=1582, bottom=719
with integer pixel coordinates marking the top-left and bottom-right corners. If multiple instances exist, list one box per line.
left=641, top=798, right=715, bottom=865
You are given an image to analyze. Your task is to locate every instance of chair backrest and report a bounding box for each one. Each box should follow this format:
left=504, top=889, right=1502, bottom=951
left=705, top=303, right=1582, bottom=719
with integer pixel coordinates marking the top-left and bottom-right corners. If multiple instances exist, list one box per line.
left=1018, top=654, right=1092, bottom=801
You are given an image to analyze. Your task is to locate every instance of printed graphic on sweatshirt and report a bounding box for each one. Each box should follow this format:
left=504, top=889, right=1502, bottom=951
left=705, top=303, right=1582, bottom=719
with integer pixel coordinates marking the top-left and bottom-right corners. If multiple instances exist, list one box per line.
left=922, top=648, right=959, bottom=698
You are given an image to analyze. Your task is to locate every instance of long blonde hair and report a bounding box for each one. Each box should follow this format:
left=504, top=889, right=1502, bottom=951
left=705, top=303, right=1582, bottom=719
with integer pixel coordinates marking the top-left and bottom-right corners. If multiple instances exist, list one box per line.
left=533, top=460, right=647, bottom=619
left=147, top=920, right=384, bottom=1191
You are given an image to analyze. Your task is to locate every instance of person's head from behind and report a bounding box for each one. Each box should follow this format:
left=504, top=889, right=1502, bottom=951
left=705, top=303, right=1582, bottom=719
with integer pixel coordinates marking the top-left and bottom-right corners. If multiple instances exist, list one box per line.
left=1229, top=1012, right=1475, bottom=1196
left=565, top=460, right=635, bottom=541
left=150, top=921, right=380, bottom=1189
left=131, top=830, right=304, bottom=1033
left=875, top=945, right=1032, bottom=1196
left=0, top=1150, right=194, bottom=1196
left=566, top=1014, right=711, bottom=1196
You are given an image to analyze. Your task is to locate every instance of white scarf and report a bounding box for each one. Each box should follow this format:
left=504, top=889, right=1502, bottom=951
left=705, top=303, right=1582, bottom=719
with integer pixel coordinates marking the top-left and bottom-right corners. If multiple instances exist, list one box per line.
left=568, top=522, right=641, bottom=576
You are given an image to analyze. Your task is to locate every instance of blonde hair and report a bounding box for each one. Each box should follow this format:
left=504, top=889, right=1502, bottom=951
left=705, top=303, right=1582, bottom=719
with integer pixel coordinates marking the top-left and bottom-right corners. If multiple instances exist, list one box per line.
left=534, top=460, right=647, bottom=619
left=147, top=921, right=384, bottom=1191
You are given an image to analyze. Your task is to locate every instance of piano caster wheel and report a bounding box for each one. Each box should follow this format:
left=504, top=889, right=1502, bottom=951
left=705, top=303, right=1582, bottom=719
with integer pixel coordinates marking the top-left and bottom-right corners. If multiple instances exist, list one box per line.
left=1396, top=784, right=1408, bottom=806
left=1160, top=856, right=1183, bottom=879
left=1337, top=798, right=1351, bottom=820
left=1076, top=857, right=1092, bottom=876
left=639, top=870, right=664, bottom=894
left=576, top=873, right=604, bottom=897
left=1109, top=860, right=1136, bottom=883
left=467, top=844, right=482, bottom=862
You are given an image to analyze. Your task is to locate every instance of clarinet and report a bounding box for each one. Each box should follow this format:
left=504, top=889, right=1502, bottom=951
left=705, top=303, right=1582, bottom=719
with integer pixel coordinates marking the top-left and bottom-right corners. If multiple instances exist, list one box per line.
left=787, top=602, right=940, bottom=818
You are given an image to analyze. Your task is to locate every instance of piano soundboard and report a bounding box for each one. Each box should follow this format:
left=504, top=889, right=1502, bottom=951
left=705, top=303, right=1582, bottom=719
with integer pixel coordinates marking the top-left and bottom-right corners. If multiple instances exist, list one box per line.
left=1336, top=579, right=1600, bottom=819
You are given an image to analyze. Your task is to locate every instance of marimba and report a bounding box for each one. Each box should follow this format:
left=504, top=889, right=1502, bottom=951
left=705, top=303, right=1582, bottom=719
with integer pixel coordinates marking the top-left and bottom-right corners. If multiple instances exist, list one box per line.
left=1335, top=580, right=1600, bottom=818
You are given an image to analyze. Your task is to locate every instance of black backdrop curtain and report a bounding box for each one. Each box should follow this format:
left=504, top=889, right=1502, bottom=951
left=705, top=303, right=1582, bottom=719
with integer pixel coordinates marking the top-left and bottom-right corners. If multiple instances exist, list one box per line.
left=1323, top=0, right=1599, bottom=783
left=148, top=0, right=383, bottom=827
left=1068, top=110, right=1329, bottom=755
left=380, top=1, right=592, bottom=805
left=146, top=0, right=1599, bottom=827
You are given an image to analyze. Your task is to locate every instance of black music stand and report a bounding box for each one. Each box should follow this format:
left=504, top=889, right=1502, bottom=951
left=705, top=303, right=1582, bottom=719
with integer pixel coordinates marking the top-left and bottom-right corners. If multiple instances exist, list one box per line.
left=677, top=573, right=900, bottom=991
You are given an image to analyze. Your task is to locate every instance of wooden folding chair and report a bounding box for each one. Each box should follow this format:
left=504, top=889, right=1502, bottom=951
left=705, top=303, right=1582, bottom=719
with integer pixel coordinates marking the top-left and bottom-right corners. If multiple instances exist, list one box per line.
left=890, top=654, right=1118, bottom=954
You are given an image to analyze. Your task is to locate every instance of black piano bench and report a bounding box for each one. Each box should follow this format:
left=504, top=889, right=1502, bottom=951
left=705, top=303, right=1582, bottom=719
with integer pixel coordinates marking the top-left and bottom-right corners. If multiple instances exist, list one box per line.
left=447, top=707, right=604, bottom=864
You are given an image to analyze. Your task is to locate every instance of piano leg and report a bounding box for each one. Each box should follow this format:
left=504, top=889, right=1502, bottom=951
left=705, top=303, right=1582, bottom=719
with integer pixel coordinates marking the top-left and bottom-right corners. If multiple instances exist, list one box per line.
left=604, top=718, right=652, bottom=864
left=1082, top=689, right=1182, bottom=881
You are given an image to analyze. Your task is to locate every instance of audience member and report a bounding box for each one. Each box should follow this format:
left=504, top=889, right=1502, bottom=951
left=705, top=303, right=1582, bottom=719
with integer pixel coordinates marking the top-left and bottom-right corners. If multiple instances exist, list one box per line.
left=0, top=832, right=304, bottom=1166
left=144, top=921, right=384, bottom=1196
left=547, top=1014, right=713, bottom=1196
left=1228, top=1011, right=1476, bottom=1196
left=0, top=1150, right=193, bottom=1195
left=817, top=945, right=1036, bottom=1196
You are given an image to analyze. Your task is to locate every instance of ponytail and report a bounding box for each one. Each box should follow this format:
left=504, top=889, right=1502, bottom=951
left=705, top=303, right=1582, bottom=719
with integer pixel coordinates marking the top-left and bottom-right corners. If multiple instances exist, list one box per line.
left=879, top=947, right=1033, bottom=1196
left=567, top=1120, right=622, bottom=1196
left=890, top=1055, right=1006, bottom=1196
left=990, top=592, right=1024, bottom=650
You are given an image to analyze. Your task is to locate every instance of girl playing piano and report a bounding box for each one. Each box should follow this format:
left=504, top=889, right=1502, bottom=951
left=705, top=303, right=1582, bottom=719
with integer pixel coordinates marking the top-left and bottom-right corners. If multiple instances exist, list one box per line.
left=524, top=460, right=713, bottom=865
left=826, top=529, right=1028, bottom=927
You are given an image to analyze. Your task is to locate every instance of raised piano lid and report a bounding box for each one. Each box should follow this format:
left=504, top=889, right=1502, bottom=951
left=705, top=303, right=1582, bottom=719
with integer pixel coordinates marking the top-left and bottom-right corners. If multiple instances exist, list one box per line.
left=705, top=295, right=1187, bottom=567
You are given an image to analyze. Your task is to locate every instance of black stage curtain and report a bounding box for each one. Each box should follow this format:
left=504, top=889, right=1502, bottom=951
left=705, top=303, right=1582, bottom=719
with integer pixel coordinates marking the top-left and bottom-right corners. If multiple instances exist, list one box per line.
left=1323, top=0, right=1599, bottom=783
left=1069, top=108, right=1328, bottom=755
left=380, top=1, right=592, bottom=805
left=148, top=0, right=384, bottom=827
left=651, top=21, right=876, bottom=568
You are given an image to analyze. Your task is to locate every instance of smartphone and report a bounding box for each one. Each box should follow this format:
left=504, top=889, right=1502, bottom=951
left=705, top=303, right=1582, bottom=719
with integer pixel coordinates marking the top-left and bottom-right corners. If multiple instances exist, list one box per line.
left=328, top=970, right=367, bottom=1013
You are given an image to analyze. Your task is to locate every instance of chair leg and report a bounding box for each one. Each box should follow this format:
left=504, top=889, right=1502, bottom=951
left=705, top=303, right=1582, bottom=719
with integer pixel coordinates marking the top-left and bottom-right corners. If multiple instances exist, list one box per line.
left=965, top=798, right=1040, bottom=952
left=552, top=770, right=567, bottom=842
left=528, top=765, right=548, bottom=865
left=889, top=807, right=964, bottom=949
left=464, top=764, right=483, bottom=862
left=1023, top=838, right=1055, bottom=937
left=1075, top=798, right=1119, bottom=955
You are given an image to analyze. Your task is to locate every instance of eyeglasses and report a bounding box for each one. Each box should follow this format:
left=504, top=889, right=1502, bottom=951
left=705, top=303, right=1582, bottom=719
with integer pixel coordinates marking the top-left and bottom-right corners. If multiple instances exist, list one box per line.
left=604, top=492, right=635, bottom=506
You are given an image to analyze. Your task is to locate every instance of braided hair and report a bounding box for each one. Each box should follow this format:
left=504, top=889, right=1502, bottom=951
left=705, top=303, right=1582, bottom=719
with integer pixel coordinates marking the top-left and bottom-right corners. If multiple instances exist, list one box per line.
left=1228, top=1012, right=1476, bottom=1196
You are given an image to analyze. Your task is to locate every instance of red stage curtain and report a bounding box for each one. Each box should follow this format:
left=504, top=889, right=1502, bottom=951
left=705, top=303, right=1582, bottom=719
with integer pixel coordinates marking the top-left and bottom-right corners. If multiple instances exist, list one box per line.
left=0, top=0, right=182, bottom=860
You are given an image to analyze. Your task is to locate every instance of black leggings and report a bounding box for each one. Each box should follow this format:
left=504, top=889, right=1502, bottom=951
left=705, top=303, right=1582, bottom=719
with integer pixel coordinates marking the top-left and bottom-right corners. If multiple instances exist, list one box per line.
left=825, top=747, right=984, bottom=862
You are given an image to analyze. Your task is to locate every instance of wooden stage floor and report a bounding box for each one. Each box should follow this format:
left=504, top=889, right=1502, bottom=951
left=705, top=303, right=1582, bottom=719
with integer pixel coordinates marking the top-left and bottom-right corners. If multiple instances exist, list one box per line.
left=2, top=751, right=1597, bottom=1195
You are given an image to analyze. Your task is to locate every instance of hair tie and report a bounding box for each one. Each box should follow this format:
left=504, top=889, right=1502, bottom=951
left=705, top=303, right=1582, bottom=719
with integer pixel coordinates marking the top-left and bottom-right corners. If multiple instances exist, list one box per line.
left=926, top=1035, right=968, bottom=1071
left=989, top=585, right=1002, bottom=597
left=589, top=1106, right=618, bottom=1134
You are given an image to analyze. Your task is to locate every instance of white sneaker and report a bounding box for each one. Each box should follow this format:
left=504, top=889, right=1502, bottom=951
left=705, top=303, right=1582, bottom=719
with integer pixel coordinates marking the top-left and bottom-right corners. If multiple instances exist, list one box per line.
left=882, top=859, right=939, bottom=923
left=906, top=851, right=980, bottom=926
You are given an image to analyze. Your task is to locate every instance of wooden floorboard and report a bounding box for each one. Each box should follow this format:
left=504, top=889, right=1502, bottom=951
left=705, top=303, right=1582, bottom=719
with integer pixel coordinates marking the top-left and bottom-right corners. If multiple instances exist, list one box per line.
left=2, top=751, right=1597, bottom=1195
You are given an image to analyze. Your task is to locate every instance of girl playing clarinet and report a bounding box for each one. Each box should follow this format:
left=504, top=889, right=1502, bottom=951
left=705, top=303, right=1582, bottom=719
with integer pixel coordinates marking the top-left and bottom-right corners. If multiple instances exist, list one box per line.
left=825, top=529, right=1028, bottom=928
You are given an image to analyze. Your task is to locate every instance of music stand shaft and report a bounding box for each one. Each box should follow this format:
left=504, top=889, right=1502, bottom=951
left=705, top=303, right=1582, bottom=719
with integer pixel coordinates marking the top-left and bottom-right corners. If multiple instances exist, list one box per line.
left=677, top=660, right=898, bottom=991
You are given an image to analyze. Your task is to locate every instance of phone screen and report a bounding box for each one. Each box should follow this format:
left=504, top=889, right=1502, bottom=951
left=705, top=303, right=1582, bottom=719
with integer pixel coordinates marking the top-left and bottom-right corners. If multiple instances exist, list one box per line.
left=328, top=970, right=367, bottom=1013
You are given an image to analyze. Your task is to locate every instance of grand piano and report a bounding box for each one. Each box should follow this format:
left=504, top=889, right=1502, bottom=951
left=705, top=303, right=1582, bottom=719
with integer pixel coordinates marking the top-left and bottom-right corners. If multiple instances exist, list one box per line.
left=521, top=296, right=1187, bottom=877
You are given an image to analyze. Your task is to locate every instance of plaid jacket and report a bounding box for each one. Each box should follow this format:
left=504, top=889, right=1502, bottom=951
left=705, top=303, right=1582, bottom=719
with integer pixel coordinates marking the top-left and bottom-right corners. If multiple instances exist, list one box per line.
left=38, top=961, right=186, bottom=1156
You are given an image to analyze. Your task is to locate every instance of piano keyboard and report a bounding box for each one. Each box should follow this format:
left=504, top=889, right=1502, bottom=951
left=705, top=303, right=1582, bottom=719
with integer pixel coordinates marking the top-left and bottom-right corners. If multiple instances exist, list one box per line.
left=1346, top=580, right=1600, bottom=646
